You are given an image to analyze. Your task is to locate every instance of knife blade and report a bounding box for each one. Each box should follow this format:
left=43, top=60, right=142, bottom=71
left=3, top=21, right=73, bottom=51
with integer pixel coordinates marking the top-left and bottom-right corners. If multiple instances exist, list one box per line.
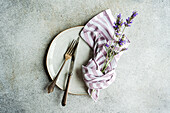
left=68, top=37, right=79, bottom=75
left=61, top=37, right=79, bottom=106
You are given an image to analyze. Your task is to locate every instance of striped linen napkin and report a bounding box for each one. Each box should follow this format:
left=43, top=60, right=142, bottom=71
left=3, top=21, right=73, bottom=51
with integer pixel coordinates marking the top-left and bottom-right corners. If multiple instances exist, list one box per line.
left=80, top=9, right=130, bottom=101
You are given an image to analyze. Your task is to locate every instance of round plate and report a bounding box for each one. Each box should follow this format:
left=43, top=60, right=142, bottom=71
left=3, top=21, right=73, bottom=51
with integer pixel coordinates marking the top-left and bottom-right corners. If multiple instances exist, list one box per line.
left=46, top=26, right=93, bottom=95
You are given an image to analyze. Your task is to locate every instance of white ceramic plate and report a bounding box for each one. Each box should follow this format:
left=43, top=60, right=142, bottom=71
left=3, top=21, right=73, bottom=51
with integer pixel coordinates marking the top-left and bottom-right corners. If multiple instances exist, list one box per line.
left=46, top=26, right=93, bottom=95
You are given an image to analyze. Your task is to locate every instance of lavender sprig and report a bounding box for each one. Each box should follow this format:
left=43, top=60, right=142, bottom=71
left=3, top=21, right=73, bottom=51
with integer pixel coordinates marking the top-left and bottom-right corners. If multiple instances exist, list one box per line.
left=113, top=13, right=123, bottom=37
left=102, top=11, right=138, bottom=73
left=124, top=11, right=138, bottom=27
left=118, top=34, right=126, bottom=47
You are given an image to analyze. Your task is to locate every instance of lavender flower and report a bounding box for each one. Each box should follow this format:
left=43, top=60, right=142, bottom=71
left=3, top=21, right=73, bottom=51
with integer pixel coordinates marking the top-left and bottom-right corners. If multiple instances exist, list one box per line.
left=102, top=11, right=138, bottom=73
left=117, top=13, right=121, bottom=18
left=115, top=32, right=121, bottom=37
left=105, top=43, right=109, bottom=47
left=124, top=11, right=138, bottom=27
left=113, top=13, right=124, bottom=37
left=118, top=34, right=127, bottom=46
left=132, top=11, right=138, bottom=17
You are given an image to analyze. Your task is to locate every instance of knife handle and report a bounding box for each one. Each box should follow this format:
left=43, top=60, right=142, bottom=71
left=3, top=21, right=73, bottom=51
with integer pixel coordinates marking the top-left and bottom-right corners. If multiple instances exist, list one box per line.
left=61, top=73, right=72, bottom=106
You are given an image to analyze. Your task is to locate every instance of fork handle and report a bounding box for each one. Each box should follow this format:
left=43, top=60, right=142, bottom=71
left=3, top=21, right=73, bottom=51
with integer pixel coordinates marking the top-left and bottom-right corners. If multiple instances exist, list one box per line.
left=48, top=60, right=66, bottom=93
left=61, top=73, right=72, bottom=106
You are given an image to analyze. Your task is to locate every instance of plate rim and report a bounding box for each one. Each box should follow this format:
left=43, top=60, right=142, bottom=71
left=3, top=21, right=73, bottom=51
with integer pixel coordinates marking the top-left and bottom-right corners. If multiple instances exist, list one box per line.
left=46, top=26, right=88, bottom=95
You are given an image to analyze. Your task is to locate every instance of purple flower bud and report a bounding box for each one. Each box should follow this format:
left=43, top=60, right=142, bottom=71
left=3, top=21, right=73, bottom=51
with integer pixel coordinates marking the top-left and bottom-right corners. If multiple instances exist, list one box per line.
left=105, top=43, right=109, bottom=47
left=122, top=34, right=125, bottom=38
left=115, top=32, right=121, bottom=36
left=120, top=22, right=124, bottom=26
left=127, top=24, right=131, bottom=27
left=113, top=24, right=119, bottom=29
left=126, top=17, right=130, bottom=22
left=124, top=11, right=138, bottom=28
left=132, top=11, right=138, bottom=17
left=122, top=40, right=126, bottom=44
left=117, top=13, right=121, bottom=18
left=124, top=22, right=131, bottom=27
left=118, top=20, right=121, bottom=24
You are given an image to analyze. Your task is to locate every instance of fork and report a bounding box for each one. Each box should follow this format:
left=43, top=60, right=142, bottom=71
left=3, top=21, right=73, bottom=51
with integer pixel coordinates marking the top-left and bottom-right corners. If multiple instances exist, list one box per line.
left=48, top=40, right=77, bottom=93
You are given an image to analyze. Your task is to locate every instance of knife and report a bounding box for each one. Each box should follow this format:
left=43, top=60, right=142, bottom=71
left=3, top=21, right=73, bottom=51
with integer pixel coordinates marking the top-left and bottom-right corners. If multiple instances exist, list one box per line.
left=61, top=37, right=79, bottom=106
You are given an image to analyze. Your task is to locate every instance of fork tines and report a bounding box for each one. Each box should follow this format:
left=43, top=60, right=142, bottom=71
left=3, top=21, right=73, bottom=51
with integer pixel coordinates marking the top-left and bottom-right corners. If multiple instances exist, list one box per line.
left=66, top=40, right=77, bottom=56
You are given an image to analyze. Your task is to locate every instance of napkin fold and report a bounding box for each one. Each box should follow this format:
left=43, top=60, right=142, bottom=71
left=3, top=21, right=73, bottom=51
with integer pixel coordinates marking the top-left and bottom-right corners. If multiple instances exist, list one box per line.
left=80, top=9, right=130, bottom=101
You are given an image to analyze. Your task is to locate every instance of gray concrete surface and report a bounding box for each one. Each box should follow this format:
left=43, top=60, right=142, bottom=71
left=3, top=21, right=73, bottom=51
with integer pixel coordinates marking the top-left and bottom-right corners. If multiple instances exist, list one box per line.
left=0, top=0, right=170, bottom=113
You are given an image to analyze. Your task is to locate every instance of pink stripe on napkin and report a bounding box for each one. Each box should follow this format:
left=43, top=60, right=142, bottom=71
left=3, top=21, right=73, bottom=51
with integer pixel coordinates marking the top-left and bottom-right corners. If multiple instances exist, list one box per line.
left=80, top=9, right=130, bottom=101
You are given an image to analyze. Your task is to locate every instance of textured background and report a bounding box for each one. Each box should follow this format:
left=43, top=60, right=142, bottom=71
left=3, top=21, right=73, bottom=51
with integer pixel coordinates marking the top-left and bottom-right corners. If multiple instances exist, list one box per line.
left=0, top=0, right=170, bottom=113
